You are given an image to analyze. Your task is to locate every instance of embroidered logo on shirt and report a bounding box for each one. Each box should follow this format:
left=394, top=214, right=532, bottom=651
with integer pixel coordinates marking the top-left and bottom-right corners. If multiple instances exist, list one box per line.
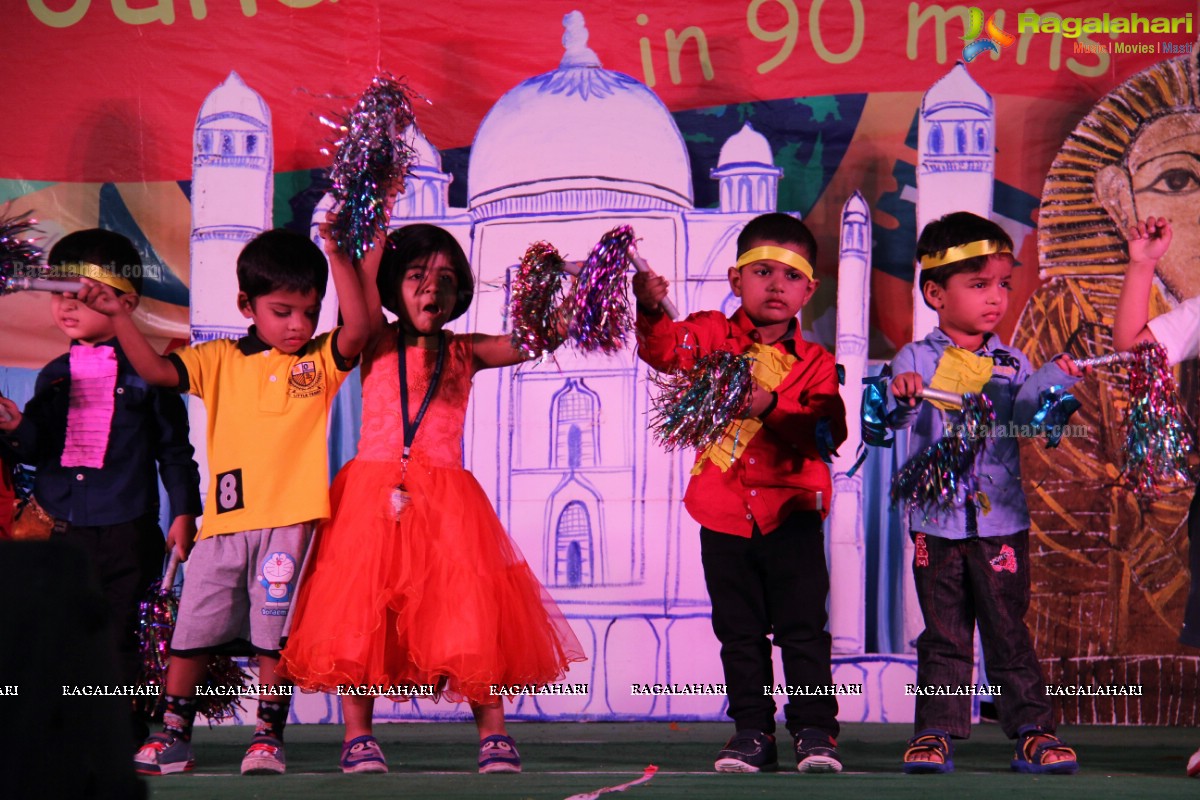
left=990, top=544, right=1018, bottom=574
left=288, top=361, right=324, bottom=398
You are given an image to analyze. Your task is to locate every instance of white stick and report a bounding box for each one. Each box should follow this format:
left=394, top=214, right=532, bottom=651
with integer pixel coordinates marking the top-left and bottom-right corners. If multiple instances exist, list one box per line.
left=160, top=551, right=181, bottom=593
left=627, top=246, right=678, bottom=320
left=3, top=277, right=86, bottom=294
left=1074, top=352, right=1134, bottom=368
left=918, top=387, right=964, bottom=408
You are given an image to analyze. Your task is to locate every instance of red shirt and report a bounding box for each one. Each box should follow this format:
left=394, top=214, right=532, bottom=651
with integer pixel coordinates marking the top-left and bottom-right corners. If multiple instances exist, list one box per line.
left=636, top=307, right=846, bottom=537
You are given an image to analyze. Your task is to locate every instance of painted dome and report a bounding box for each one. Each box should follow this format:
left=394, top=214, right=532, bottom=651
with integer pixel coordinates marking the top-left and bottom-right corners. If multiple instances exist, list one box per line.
left=468, top=11, right=691, bottom=218
left=196, top=71, right=270, bottom=130
left=716, top=123, right=773, bottom=168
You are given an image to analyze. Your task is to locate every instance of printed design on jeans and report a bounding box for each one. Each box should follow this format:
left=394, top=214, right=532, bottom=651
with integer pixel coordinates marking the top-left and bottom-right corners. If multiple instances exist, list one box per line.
left=989, top=544, right=1017, bottom=574
left=260, top=551, right=297, bottom=614
left=915, top=532, right=930, bottom=568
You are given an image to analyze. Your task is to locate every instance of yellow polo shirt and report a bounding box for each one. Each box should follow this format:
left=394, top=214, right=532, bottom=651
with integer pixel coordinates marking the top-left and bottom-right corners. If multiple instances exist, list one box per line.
left=168, top=327, right=353, bottom=538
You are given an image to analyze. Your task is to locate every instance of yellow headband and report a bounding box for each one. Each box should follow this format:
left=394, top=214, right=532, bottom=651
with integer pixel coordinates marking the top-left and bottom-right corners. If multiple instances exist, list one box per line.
left=49, top=262, right=136, bottom=294
left=735, top=246, right=814, bottom=280
left=919, top=240, right=1012, bottom=271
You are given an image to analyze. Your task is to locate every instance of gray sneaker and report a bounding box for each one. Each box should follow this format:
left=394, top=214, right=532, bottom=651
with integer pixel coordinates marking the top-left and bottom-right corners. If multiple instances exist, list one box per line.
left=241, top=736, right=287, bottom=775
left=133, top=733, right=195, bottom=776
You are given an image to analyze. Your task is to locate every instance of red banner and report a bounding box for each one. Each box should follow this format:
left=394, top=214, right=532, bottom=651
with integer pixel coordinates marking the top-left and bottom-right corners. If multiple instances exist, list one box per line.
left=4, top=0, right=1182, bottom=182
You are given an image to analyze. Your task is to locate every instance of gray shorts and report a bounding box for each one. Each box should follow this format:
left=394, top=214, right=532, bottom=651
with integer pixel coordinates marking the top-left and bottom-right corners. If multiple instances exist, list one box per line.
left=170, top=522, right=314, bottom=656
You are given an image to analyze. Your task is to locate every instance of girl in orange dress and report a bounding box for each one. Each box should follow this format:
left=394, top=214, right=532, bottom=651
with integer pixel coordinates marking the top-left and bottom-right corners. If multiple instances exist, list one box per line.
left=280, top=224, right=584, bottom=774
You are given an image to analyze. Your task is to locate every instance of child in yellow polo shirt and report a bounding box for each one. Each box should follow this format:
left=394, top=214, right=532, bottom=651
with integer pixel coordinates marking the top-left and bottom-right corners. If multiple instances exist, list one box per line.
left=78, top=227, right=370, bottom=777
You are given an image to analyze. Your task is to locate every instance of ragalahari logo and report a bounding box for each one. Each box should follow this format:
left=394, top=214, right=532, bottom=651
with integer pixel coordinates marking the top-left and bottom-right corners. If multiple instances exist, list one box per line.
left=962, top=8, right=1015, bottom=61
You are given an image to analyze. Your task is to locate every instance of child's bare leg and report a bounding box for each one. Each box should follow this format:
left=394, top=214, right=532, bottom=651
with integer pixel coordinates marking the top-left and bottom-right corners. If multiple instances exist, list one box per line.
left=342, top=695, right=376, bottom=741
left=164, top=654, right=209, bottom=697
left=472, top=700, right=507, bottom=739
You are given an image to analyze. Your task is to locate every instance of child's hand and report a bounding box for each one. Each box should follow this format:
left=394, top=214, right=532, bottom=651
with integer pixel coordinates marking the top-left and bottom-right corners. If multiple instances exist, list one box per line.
left=0, top=396, right=20, bottom=431
left=166, top=515, right=197, bottom=562
left=317, top=211, right=351, bottom=263
left=891, top=371, right=924, bottom=407
left=742, top=385, right=775, bottom=418
left=1052, top=354, right=1088, bottom=379
left=1126, top=217, right=1171, bottom=270
left=74, top=278, right=127, bottom=317
left=632, top=269, right=669, bottom=312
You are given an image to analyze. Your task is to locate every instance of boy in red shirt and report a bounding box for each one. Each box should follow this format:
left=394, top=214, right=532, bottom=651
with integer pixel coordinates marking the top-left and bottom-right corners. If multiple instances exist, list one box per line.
left=633, top=213, right=847, bottom=773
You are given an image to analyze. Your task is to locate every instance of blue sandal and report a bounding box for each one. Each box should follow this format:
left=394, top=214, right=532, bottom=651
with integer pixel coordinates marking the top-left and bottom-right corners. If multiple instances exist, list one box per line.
left=903, top=729, right=953, bottom=774
left=1011, top=726, right=1078, bottom=775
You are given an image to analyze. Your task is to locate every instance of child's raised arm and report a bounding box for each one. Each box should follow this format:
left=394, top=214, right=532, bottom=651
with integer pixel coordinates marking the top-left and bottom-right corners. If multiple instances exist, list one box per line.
left=320, top=220, right=372, bottom=363
left=1113, top=217, right=1171, bottom=352
left=75, top=280, right=179, bottom=387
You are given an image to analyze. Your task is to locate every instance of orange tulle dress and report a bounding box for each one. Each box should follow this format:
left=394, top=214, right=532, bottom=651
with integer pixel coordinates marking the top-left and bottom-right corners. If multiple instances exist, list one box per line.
left=279, top=327, right=585, bottom=703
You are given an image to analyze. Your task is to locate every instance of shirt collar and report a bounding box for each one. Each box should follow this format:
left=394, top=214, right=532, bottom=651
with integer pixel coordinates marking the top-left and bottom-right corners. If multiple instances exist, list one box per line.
left=237, top=326, right=317, bottom=357
left=70, top=336, right=121, bottom=352
left=928, top=326, right=1005, bottom=355
left=237, top=326, right=273, bottom=356
left=731, top=307, right=801, bottom=351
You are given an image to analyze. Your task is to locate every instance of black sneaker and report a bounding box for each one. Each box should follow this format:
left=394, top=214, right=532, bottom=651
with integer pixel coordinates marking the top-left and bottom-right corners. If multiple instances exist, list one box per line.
left=794, top=728, right=842, bottom=773
left=714, top=730, right=778, bottom=773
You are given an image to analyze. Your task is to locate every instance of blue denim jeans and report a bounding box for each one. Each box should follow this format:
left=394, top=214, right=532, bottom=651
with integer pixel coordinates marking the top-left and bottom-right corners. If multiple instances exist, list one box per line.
left=910, top=529, right=1053, bottom=739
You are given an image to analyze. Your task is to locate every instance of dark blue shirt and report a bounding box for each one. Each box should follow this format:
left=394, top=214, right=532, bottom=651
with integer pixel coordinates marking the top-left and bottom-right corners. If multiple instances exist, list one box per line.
left=1, top=338, right=202, bottom=527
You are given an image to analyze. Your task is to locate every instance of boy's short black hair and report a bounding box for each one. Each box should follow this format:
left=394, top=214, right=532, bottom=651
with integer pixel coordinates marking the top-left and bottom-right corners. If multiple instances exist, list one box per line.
left=47, top=228, right=143, bottom=295
left=736, top=212, right=817, bottom=265
left=916, top=212, right=1013, bottom=308
left=378, top=224, right=474, bottom=321
left=236, top=229, right=328, bottom=304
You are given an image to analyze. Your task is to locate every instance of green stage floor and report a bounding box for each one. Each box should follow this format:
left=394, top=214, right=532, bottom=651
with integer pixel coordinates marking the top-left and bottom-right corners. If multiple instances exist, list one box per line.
left=143, top=722, right=1198, bottom=800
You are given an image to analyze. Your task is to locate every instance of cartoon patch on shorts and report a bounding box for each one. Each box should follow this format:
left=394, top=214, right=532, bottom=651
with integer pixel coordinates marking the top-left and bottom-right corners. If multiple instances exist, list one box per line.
left=288, top=361, right=324, bottom=398
left=990, top=544, right=1017, bottom=574
left=260, top=551, right=297, bottom=615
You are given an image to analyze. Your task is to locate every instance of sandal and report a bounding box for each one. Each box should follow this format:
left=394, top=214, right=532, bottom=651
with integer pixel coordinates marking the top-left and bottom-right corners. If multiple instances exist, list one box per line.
left=903, top=729, right=953, bottom=774
left=1011, top=725, right=1078, bottom=775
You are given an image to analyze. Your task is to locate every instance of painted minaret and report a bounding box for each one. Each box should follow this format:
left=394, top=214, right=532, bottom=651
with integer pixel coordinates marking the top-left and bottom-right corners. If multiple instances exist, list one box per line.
left=189, top=71, right=273, bottom=342
left=828, top=190, right=871, bottom=655
left=908, top=62, right=995, bottom=647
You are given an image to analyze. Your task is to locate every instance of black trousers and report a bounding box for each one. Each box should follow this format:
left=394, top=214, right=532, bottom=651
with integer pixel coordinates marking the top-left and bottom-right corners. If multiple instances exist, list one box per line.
left=50, top=514, right=165, bottom=690
left=1180, top=486, right=1200, bottom=648
left=910, top=529, right=1053, bottom=739
left=700, top=510, right=838, bottom=738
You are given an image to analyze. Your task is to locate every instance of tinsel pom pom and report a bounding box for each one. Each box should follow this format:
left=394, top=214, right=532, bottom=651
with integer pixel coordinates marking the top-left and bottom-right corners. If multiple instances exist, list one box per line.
left=651, top=349, right=754, bottom=452
left=891, top=393, right=995, bottom=512
left=194, top=656, right=253, bottom=723
left=509, top=241, right=568, bottom=359
left=1122, top=341, right=1194, bottom=500
left=568, top=225, right=634, bottom=353
left=137, top=575, right=250, bottom=722
left=326, top=74, right=417, bottom=260
left=1030, top=385, right=1081, bottom=448
left=0, top=208, right=43, bottom=295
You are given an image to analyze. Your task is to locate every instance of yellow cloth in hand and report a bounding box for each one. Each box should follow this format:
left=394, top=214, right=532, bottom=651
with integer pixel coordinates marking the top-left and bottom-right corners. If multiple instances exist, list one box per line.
left=927, top=347, right=993, bottom=410
left=693, top=343, right=796, bottom=474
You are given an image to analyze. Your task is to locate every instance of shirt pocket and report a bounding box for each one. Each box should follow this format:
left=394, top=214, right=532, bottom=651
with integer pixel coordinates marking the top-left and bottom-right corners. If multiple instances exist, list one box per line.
left=259, top=364, right=289, bottom=414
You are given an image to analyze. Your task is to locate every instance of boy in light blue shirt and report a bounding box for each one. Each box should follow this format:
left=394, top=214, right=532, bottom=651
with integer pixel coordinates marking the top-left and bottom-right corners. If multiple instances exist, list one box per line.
left=886, top=212, right=1084, bottom=775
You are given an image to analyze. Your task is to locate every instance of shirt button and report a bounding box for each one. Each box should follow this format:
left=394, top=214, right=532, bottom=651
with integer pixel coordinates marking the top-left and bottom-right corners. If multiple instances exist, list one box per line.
left=76, top=474, right=84, bottom=481
left=748, top=458, right=756, bottom=465
left=269, top=375, right=277, bottom=382
left=750, top=490, right=758, bottom=497
left=745, top=514, right=752, bottom=520
left=116, top=387, right=124, bottom=394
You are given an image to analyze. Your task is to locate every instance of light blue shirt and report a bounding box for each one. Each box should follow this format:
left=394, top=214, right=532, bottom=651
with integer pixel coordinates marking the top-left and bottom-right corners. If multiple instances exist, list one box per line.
left=886, top=327, right=1079, bottom=539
